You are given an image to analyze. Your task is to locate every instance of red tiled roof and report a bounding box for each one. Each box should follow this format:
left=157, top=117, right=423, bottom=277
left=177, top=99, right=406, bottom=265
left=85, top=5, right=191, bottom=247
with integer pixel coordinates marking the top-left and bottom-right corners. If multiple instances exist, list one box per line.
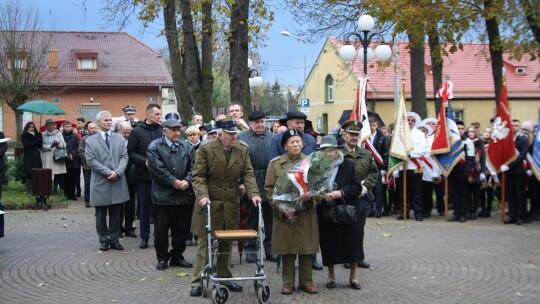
left=330, top=37, right=540, bottom=99
left=2, top=31, right=172, bottom=87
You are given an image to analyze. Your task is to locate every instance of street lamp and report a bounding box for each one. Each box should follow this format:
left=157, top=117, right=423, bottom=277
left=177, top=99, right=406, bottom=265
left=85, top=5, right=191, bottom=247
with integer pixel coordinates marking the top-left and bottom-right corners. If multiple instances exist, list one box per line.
left=339, top=14, right=392, bottom=77
left=280, top=30, right=307, bottom=98
left=248, top=58, right=263, bottom=88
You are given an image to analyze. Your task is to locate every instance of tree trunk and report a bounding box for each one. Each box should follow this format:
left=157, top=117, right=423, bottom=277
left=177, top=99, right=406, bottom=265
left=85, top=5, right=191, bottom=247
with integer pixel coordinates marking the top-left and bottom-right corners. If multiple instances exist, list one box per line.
left=163, top=0, right=191, bottom=120
left=520, top=0, right=540, bottom=57
left=408, top=33, right=428, bottom=119
left=428, top=30, right=443, bottom=116
left=200, top=1, right=214, bottom=121
left=180, top=0, right=207, bottom=119
left=484, top=0, right=504, bottom=103
left=229, top=0, right=251, bottom=115
left=15, top=109, right=23, bottom=148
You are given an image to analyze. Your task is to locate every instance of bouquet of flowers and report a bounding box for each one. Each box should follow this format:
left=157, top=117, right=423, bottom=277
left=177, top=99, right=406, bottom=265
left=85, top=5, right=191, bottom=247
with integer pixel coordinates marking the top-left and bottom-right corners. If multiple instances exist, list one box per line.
left=272, top=150, right=338, bottom=222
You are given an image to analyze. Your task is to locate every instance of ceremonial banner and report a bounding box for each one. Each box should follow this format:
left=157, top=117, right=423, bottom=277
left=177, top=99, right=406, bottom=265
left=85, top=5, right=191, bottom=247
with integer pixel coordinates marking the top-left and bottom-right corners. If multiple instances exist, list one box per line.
left=387, top=90, right=412, bottom=177
left=530, top=117, right=540, bottom=181
left=349, top=76, right=371, bottom=144
left=486, top=84, right=516, bottom=172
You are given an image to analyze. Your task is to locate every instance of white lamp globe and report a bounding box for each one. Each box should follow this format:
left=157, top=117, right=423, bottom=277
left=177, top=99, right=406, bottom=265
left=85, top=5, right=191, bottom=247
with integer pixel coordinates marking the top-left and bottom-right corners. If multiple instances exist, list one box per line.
left=249, top=76, right=263, bottom=88
left=358, top=15, right=375, bottom=32
left=248, top=58, right=253, bottom=69
left=358, top=47, right=374, bottom=62
left=375, top=44, right=392, bottom=61
left=339, top=44, right=356, bottom=61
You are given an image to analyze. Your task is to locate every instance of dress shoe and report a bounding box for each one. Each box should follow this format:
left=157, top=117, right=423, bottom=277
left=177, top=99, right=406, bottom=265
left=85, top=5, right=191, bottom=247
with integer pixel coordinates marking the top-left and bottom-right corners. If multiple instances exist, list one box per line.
left=439, top=212, right=445, bottom=216
left=109, top=240, right=124, bottom=250
left=139, top=238, right=149, bottom=249
left=349, top=280, right=362, bottom=290
left=458, top=216, right=468, bottom=223
left=225, top=282, right=243, bottom=292
left=343, top=263, right=351, bottom=269
left=312, top=261, right=323, bottom=270
left=396, top=214, right=410, bottom=220
left=66, top=196, right=78, bottom=201
left=85, top=202, right=91, bottom=208
left=374, top=213, right=381, bottom=218
left=468, top=213, right=477, bottom=220
left=504, top=218, right=517, bottom=224
left=325, top=281, right=335, bottom=289
left=516, top=219, right=524, bottom=225
left=366, top=212, right=374, bottom=217
left=281, top=286, right=295, bottom=295
left=170, top=258, right=193, bottom=268
left=357, top=260, right=370, bottom=269
left=156, top=260, right=168, bottom=270
left=245, top=253, right=256, bottom=263
left=190, top=286, right=202, bottom=297
left=414, top=214, right=423, bottom=221
left=448, top=215, right=460, bottom=222
left=266, top=254, right=278, bottom=262
left=298, top=285, right=318, bottom=294
left=99, top=242, right=109, bottom=251
left=124, top=230, right=137, bottom=238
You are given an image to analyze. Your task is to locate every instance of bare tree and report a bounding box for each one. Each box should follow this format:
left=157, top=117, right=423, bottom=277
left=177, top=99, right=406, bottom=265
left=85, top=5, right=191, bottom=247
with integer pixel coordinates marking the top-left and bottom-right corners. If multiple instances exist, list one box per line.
left=0, top=0, right=57, bottom=143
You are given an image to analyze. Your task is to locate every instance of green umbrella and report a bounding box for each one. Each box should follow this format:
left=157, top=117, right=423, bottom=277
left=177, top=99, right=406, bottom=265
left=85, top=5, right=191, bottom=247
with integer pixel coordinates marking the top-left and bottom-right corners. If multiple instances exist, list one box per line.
left=17, top=100, right=66, bottom=125
left=17, top=100, right=66, bottom=115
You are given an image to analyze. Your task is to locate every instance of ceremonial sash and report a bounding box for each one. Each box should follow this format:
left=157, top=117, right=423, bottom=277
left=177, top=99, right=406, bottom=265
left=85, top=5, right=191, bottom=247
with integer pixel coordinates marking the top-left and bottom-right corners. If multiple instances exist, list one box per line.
left=288, top=158, right=311, bottom=195
left=364, top=138, right=384, bottom=167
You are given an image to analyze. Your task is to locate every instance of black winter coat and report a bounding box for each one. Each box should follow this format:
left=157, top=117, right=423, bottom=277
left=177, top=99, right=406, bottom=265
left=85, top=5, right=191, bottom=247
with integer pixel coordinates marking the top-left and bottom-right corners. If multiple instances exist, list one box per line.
left=147, top=136, right=195, bottom=205
left=21, top=131, right=43, bottom=175
left=63, top=130, right=80, bottom=169
left=127, top=120, right=163, bottom=182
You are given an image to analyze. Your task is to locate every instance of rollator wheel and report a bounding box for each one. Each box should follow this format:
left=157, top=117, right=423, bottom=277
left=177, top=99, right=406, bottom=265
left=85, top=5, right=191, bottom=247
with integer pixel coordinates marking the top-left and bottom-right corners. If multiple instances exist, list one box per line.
left=202, top=278, right=209, bottom=298
left=211, top=285, right=229, bottom=304
left=257, top=284, right=270, bottom=304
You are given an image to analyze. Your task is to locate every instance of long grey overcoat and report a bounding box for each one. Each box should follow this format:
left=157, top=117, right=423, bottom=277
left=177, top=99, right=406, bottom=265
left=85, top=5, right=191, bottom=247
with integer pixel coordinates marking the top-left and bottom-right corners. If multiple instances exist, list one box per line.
left=41, top=130, right=67, bottom=175
left=85, top=132, right=129, bottom=206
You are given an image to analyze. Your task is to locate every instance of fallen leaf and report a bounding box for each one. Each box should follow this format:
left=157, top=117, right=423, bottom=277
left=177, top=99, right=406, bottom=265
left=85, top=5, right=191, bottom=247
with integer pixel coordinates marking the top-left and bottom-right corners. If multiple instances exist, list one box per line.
left=176, top=270, right=190, bottom=277
left=63, top=224, right=68, bottom=228
left=140, top=277, right=147, bottom=281
left=38, top=283, right=44, bottom=287
left=105, top=262, right=110, bottom=265
left=111, top=300, right=118, bottom=303
left=399, top=226, right=406, bottom=229
left=375, top=222, right=384, bottom=225
left=431, top=276, right=435, bottom=279
left=412, top=277, right=417, bottom=280
left=157, top=277, right=164, bottom=281
left=516, top=292, right=523, bottom=297
left=381, top=232, right=391, bottom=238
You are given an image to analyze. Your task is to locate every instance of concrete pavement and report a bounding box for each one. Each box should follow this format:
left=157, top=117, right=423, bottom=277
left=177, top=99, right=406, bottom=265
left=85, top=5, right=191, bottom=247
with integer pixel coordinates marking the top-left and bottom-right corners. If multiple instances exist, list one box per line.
left=1, top=202, right=539, bottom=304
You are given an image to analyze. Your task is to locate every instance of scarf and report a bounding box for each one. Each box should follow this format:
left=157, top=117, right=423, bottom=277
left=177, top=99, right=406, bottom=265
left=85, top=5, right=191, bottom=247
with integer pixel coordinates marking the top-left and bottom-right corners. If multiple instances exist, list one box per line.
left=326, top=151, right=344, bottom=192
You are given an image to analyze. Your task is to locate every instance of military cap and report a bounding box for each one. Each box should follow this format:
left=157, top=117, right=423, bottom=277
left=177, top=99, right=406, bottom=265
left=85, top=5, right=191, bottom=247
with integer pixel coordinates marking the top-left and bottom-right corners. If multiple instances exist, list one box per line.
left=122, top=105, right=136, bottom=113
left=205, top=124, right=218, bottom=134
left=162, top=119, right=181, bottom=128
left=216, top=120, right=239, bottom=133
left=180, top=120, right=189, bottom=126
left=164, top=112, right=180, bottom=121
left=248, top=110, right=266, bottom=121
left=281, top=128, right=303, bottom=148
left=319, top=135, right=338, bottom=149
left=45, top=118, right=55, bottom=125
left=341, top=120, right=362, bottom=134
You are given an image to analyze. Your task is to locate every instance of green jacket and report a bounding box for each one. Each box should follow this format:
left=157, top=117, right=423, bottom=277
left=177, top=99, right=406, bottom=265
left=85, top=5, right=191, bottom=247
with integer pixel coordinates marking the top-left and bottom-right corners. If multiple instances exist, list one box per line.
left=338, top=146, right=378, bottom=190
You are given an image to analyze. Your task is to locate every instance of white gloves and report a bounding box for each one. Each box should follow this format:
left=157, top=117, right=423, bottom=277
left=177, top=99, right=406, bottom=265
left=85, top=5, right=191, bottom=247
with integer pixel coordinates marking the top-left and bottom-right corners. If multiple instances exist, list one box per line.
left=392, top=170, right=400, bottom=178
left=479, top=173, right=486, bottom=183
left=500, top=165, right=509, bottom=172
left=380, top=170, right=388, bottom=184
left=527, top=170, right=533, bottom=177
left=361, top=180, right=368, bottom=197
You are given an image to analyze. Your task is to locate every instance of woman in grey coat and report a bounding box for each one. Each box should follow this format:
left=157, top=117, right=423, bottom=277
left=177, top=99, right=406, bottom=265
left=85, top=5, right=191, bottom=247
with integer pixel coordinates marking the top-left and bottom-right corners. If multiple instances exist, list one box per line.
left=41, top=119, right=67, bottom=194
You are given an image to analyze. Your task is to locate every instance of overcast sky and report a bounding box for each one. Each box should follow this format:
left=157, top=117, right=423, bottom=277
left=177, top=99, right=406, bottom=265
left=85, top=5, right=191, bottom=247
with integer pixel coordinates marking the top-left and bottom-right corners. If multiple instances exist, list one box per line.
left=25, top=0, right=324, bottom=90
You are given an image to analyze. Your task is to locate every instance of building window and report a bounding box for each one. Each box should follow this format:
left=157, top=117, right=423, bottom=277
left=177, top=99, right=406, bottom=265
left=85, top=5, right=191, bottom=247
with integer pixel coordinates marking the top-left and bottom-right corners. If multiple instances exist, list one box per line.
left=74, top=49, right=98, bottom=70
left=325, top=75, right=334, bottom=103
left=7, top=50, right=28, bottom=70
left=77, top=57, right=97, bottom=70
left=454, top=109, right=464, bottom=122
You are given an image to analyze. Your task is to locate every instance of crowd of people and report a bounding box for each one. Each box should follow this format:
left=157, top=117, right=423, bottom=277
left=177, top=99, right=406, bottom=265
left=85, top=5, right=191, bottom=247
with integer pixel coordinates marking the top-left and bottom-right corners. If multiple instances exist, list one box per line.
left=17, top=102, right=539, bottom=297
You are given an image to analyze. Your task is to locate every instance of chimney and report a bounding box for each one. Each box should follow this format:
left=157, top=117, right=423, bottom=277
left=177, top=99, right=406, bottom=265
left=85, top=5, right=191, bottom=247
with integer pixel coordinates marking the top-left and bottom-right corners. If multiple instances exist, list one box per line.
left=48, top=49, right=58, bottom=69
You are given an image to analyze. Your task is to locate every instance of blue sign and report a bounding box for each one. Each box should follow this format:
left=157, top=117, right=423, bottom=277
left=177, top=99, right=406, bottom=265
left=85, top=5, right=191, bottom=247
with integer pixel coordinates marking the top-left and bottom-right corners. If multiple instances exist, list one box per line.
left=300, top=98, right=310, bottom=108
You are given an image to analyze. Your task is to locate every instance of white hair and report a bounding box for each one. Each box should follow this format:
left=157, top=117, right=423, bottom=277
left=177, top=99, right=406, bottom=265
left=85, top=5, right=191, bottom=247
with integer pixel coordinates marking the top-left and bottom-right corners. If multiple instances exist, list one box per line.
left=96, top=110, right=112, bottom=122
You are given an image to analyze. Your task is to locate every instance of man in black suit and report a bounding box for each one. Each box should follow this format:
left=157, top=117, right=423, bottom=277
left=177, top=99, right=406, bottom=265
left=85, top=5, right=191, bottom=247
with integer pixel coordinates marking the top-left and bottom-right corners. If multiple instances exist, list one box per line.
left=0, top=130, right=7, bottom=238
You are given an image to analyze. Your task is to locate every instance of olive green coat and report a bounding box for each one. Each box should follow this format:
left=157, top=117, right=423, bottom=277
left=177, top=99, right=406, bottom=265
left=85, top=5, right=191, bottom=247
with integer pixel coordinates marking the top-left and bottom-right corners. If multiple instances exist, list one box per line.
left=264, top=153, right=319, bottom=255
left=339, top=146, right=378, bottom=190
left=190, top=138, right=260, bottom=238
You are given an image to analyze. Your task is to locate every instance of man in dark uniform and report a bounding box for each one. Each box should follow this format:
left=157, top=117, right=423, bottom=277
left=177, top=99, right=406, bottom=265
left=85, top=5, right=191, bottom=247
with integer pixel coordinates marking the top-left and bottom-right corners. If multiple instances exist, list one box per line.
left=121, top=105, right=139, bottom=128
left=238, top=111, right=277, bottom=263
left=269, top=110, right=321, bottom=270
left=338, top=121, right=378, bottom=270
left=189, top=120, right=261, bottom=297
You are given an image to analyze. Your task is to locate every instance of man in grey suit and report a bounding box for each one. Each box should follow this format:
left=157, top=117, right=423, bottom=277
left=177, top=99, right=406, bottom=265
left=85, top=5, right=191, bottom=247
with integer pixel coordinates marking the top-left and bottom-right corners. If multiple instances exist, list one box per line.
left=85, top=111, right=130, bottom=251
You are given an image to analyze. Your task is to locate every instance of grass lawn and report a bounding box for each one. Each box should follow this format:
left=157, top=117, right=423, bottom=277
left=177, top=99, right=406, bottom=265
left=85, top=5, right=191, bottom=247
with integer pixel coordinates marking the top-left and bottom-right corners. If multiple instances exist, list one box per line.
left=2, top=179, right=67, bottom=210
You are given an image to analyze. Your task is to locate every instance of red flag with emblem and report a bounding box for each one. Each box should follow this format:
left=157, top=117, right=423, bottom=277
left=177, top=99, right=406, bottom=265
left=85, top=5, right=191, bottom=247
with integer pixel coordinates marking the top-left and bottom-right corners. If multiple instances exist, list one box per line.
left=486, top=83, right=516, bottom=172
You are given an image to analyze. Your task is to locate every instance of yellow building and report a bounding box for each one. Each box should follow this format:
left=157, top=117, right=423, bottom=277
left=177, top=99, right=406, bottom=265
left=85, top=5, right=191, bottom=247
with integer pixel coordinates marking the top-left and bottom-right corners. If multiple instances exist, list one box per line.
left=300, top=38, right=540, bottom=133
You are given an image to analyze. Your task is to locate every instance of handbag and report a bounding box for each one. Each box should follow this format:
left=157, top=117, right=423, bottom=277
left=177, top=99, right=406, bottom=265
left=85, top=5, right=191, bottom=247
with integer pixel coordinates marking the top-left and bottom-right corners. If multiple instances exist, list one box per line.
left=323, top=200, right=357, bottom=224
left=53, top=149, right=67, bottom=161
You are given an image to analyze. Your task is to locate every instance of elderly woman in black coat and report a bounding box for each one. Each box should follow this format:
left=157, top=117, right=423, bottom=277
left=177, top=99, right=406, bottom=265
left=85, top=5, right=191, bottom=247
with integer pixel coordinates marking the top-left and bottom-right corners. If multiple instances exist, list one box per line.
left=316, top=135, right=363, bottom=290
left=21, top=122, right=43, bottom=194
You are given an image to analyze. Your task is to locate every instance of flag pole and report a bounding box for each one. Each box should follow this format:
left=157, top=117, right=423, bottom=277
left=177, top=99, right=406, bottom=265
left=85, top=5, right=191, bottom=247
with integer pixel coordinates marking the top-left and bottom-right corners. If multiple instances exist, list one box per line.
left=501, top=172, right=506, bottom=223
left=402, top=80, right=407, bottom=222
left=444, top=177, right=448, bottom=220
